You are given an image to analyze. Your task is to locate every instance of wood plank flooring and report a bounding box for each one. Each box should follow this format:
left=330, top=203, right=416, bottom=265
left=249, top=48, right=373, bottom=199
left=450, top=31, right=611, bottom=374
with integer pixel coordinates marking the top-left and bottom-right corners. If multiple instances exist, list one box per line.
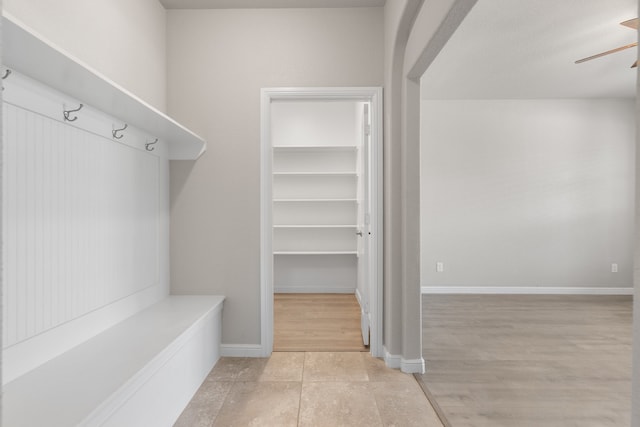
left=415, top=295, right=632, bottom=427
left=274, top=293, right=367, bottom=352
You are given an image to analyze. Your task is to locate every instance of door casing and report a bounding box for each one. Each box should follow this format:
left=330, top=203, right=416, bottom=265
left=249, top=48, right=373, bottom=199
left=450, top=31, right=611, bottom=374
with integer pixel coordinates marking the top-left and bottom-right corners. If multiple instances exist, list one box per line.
left=260, top=87, right=384, bottom=357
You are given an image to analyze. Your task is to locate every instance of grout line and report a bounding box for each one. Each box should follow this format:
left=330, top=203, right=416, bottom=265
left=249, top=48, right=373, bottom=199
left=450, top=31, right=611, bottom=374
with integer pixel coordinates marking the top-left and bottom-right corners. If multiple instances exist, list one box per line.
left=413, top=374, right=452, bottom=427
left=296, top=352, right=308, bottom=426
left=207, top=380, right=234, bottom=427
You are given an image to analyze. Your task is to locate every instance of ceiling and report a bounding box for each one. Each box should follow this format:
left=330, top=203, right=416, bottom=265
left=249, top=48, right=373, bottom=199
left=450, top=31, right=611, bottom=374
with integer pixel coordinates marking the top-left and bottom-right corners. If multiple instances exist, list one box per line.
left=159, top=0, right=384, bottom=8
left=421, top=0, right=638, bottom=99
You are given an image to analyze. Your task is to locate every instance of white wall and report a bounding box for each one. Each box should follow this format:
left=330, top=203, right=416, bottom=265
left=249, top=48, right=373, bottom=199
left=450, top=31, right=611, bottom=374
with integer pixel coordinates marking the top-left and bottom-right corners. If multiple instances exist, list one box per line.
left=168, top=8, right=383, bottom=346
left=3, top=0, right=167, bottom=111
left=421, top=99, right=635, bottom=290
left=271, top=101, right=358, bottom=147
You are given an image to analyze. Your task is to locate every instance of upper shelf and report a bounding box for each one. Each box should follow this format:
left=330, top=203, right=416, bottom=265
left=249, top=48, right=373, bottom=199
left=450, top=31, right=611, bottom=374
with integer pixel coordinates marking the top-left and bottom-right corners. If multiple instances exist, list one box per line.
left=2, top=13, right=206, bottom=160
left=273, top=146, right=357, bottom=152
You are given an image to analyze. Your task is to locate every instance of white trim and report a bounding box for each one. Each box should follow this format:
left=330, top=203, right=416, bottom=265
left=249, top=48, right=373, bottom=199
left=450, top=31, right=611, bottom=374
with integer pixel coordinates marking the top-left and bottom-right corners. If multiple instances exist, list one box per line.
left=383, top=347, right=425, bottom=374
left=401, top=357, right=425, bottom=374
left=260, top=89, right=274, bottom=358
left=3, top=14, right=205, bottom=160
left=355, top=288, right=364, bottom=306
left=275, top=287, right=355, bottom=294
left=421, top=286, right=634, bottom=295
left=370, top=87, right=384, bottom=358
left=4, top=70, right=167, bottom=158
left=261, top=87, right=384, bottom=359
left=383, top=347, right=402, bottom=369
left=220, top=344, right=264, bottom=358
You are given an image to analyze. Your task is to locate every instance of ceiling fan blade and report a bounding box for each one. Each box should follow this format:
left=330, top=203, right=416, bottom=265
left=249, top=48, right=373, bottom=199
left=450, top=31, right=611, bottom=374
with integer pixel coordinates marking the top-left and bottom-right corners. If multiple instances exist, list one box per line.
left=621, top=18, right=639, bottom=29
left=575, top=42, right=638, bottom=64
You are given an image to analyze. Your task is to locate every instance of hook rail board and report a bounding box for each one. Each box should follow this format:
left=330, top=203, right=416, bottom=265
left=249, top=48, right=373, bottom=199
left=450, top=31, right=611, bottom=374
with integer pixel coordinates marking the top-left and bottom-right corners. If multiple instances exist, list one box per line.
left=2, top=13, right=206, bottom=160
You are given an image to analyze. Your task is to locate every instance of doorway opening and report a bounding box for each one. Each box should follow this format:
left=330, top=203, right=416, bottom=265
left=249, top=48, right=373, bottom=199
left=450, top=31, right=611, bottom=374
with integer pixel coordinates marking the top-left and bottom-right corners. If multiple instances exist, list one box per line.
left=260, top=88, right=383, bottom=357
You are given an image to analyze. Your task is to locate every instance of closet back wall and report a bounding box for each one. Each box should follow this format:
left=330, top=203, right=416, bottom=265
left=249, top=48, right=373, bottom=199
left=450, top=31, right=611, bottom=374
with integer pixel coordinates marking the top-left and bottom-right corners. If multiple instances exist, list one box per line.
left=3, top=0, right=167, bottom=111
left=168, top=8, right=383, bottom=347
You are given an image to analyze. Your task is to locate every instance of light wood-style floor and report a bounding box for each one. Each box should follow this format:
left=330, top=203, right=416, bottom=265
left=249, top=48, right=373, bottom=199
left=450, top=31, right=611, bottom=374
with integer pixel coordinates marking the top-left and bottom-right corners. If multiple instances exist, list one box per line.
left=274, top=293, right=367, bottom=352
left=415, top=295, right=632, bottom=427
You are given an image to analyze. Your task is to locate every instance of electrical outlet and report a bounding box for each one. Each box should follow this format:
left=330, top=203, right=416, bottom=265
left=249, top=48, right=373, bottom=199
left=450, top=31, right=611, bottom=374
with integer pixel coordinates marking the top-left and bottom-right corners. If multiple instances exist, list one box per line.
left=611, top=263, right=618, bottom=273
left=436, top=262, right=444, bottom=273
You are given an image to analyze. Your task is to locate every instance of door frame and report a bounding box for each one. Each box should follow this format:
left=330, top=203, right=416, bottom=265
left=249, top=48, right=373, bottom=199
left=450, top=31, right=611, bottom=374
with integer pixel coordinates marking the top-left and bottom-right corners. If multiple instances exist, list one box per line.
left=260, top=87, right=384, bottom=357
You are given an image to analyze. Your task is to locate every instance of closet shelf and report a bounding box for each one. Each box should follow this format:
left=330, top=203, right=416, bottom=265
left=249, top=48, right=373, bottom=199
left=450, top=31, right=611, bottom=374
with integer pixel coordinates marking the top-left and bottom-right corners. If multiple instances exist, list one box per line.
left=273, top=198, right=358, bottom=202
left=2, top=13, right=206, bottom=160
left=274, top=251, right=358, bottom=255
left=273, top=225, right=357, bottom=229
left=273, top=172, right=357, bottom=177
left=273, top=146, right=357, bottom=152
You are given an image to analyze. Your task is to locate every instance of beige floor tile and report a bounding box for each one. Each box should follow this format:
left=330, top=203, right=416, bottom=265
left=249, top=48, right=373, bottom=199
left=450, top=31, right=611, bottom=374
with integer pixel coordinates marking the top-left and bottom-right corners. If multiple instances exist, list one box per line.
left=361, top=353, right=415, bottom=383
left=259, top=352, right=305, bottom=382
left=173, top=381, right=232, bottom=427
left=298, top=381, right=383, bottom=427
left=206, top=357, right=269, bottom=382
left=303, top=352, right=369, bottom=382
left=212, top=381, right=301, bottom=427
left=370, top=381, right=443, bottom=427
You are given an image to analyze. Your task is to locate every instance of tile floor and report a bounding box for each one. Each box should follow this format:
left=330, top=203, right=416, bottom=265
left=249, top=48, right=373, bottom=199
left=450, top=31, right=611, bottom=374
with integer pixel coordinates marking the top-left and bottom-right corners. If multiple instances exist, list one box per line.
left=175, top=352, right=443, bottom=427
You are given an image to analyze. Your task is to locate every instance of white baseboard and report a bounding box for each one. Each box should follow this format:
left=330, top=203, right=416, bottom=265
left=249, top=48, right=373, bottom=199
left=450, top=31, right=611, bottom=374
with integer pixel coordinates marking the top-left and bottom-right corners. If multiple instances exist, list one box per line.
left=383, top=347, right=424, bottom=373
left=274, top=287, right=355, bottom=294
left=355, top=288, right=363, bottom=306
left=421, top=286, right=634, bottom=295
left=383, top=347, right=401, bottom=369
left=220, top=344, right=264, bottom=357
left=401, top=357, right=425, bottom=374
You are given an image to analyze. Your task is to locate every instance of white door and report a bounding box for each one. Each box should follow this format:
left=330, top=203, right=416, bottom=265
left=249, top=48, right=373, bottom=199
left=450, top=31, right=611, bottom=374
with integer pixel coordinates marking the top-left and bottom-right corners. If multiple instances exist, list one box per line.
left=357, top=103, right=371, bottom=346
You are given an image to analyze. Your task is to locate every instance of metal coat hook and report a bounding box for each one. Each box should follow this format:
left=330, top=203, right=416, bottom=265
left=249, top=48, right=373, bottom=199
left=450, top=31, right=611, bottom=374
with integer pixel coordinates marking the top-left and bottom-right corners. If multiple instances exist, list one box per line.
left=145, top=138, right=158, bottom=152
left=2, top=69, right=11, bottom=91
left=112, top=124, right=128, bottom=139
left=63, top=104, right=83, bottom=122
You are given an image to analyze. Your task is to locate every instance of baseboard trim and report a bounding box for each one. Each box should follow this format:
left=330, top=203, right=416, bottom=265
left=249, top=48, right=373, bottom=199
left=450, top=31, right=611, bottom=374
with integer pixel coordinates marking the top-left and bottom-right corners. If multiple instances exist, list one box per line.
left=355, top=288, right=363, bottom=306
left=383, top=347, right=425, bottom=373
left=275, top=287, right=355, bottom=294
left=421, top=286, right=634, bottom=295
left=383, top=347, right=401, bottom=369
left=401, top=357, right=425, bottom=374
left=220, top=344, right=264, bottom=357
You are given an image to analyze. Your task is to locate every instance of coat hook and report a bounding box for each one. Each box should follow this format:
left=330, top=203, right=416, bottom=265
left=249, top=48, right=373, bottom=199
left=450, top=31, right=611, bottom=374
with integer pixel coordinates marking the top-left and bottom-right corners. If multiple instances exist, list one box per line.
left=112, top=123, right=128, bottom=139
left=2, top=69, right=11, bottom=91
left=63, top=104, right=83, bottom=122
left=145, top=138, right=158, bottom=152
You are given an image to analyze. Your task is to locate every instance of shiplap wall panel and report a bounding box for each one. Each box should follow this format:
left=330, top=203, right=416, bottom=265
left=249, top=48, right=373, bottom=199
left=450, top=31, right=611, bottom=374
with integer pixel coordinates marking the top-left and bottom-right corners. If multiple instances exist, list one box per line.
left=3, top=102, right=160, bottom=349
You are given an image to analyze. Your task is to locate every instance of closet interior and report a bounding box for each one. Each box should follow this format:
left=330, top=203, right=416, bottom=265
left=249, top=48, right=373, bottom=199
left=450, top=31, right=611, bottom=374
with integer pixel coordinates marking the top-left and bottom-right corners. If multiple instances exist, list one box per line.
left=271, top=100, right=366, bottom=294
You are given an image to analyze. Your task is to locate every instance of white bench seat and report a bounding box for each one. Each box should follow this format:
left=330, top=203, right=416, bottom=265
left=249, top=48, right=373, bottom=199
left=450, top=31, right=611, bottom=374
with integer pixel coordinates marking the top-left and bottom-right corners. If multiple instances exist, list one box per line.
left=4, top=295, right=225, bottom=427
